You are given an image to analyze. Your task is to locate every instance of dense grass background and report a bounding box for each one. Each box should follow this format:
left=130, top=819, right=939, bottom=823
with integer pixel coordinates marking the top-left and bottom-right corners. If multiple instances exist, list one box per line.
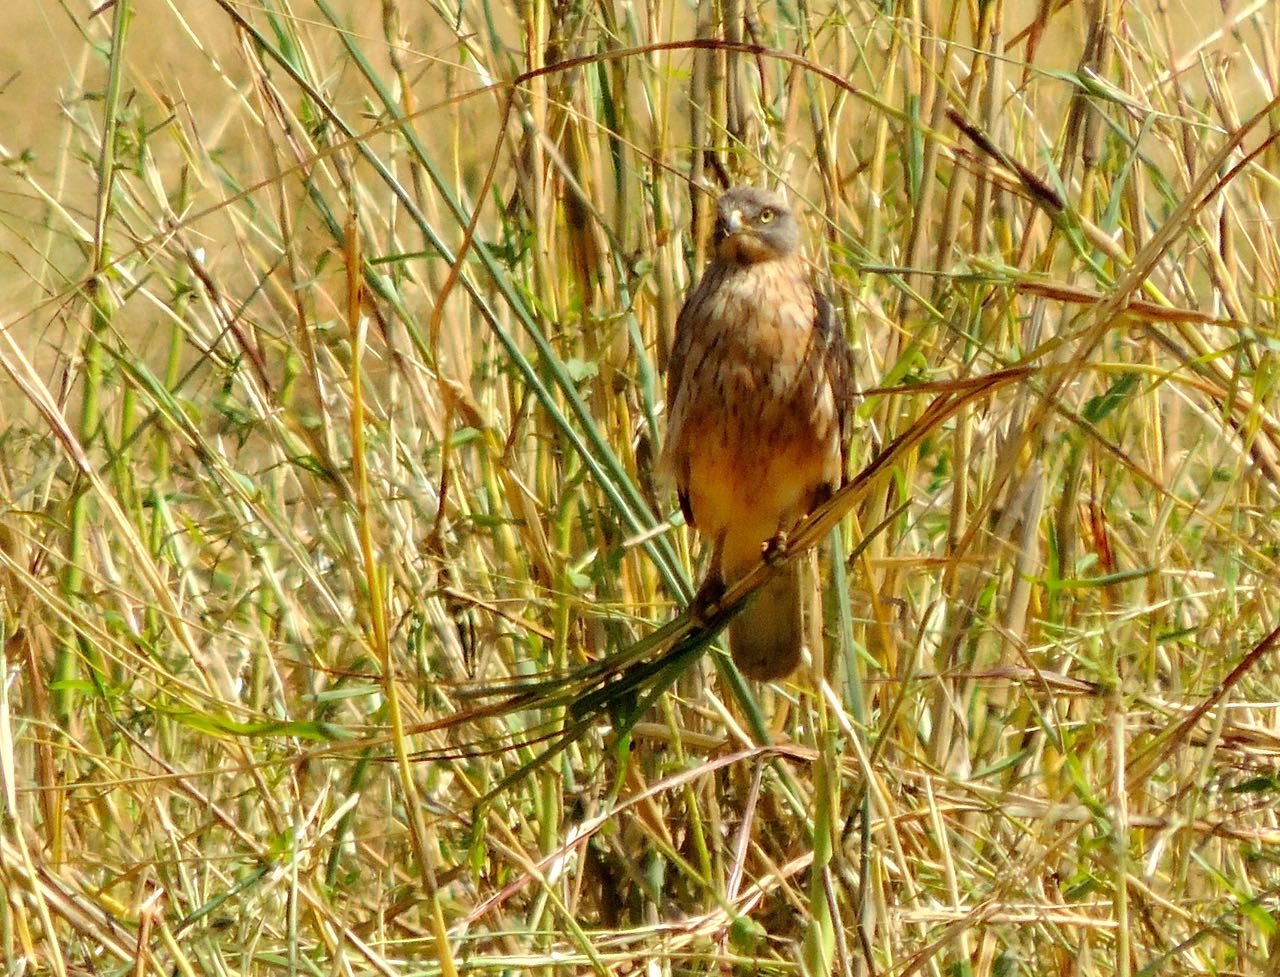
left=3, top=1, right=1280, bottom=974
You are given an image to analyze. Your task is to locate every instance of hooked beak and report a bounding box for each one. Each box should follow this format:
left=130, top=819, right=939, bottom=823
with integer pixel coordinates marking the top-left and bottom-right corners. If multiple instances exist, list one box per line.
left=714, top=206, right=766, bottom=263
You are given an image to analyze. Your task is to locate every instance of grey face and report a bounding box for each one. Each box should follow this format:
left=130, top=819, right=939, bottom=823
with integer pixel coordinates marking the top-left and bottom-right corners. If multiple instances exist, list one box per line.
left=711, top=187, right=800, bottom=261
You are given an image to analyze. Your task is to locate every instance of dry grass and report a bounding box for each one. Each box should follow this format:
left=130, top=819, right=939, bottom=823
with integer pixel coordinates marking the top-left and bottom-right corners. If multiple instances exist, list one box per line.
left=3, top=1, right=1280, bottom=974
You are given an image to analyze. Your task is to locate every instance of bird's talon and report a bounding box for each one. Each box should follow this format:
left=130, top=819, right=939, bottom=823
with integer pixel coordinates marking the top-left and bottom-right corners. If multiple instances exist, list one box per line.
left=690, top=575, right=726, bottom=622
left=762, top=532, right=789, bottom=566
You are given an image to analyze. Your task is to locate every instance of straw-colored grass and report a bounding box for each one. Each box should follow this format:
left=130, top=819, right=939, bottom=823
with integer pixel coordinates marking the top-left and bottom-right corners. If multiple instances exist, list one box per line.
left=3, top=1, right=1280, bottom=974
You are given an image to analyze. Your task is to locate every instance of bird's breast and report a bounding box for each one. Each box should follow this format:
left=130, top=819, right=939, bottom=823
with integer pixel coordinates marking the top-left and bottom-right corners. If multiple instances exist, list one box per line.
left=665, top=257, right=842, bottom=542
left=679, top=260, right=818, bottom=397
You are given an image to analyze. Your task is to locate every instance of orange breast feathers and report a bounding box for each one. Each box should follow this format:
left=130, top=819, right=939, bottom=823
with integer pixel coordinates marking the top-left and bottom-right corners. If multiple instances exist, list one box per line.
left=661, top=255, right=843, bottom=580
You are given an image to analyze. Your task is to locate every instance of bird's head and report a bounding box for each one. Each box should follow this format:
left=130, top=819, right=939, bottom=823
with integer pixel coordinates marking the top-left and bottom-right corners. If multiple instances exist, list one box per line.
left=711, top=187, right=800, bottom=264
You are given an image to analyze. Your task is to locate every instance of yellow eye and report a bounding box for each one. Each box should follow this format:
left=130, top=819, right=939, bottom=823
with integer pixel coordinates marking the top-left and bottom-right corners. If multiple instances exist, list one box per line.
left=758, top=208, right=775, bottom=224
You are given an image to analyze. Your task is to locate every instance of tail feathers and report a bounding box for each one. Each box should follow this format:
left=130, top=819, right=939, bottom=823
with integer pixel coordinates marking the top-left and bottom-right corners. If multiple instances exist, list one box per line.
left=729, top=563, right=804, bottom=680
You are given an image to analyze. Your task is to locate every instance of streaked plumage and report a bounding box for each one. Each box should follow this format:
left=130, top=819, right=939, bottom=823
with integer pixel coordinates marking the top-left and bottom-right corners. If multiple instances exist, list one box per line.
left=662, top=187, right=854, bottom=680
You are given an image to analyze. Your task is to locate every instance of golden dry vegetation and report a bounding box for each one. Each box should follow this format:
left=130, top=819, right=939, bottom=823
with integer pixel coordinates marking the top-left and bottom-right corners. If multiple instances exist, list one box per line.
left=3, top=1, right=1280, bottom=975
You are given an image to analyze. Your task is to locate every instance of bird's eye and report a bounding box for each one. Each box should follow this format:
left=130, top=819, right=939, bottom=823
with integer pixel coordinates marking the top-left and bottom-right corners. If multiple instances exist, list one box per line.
left=758, top=208, right=775, bottom=224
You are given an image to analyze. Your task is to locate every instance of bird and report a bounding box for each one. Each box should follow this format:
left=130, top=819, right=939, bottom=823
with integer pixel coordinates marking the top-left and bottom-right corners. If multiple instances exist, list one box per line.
left=660, top=186, right=854, bottom=681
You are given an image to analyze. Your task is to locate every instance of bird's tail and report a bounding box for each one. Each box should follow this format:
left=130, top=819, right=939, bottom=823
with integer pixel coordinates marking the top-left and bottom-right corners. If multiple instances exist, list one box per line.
left=729, top=562, right=803, bottom=680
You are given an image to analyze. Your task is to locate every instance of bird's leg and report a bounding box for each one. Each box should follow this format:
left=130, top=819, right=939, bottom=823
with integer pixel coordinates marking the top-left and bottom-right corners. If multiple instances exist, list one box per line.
left=762, top=482, right=835, bottom=566
left=691, top=574, right=726, bottom=621
left=763, top=509, right=805, bottom=567
left=691, top=531, right=727, bottom=621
